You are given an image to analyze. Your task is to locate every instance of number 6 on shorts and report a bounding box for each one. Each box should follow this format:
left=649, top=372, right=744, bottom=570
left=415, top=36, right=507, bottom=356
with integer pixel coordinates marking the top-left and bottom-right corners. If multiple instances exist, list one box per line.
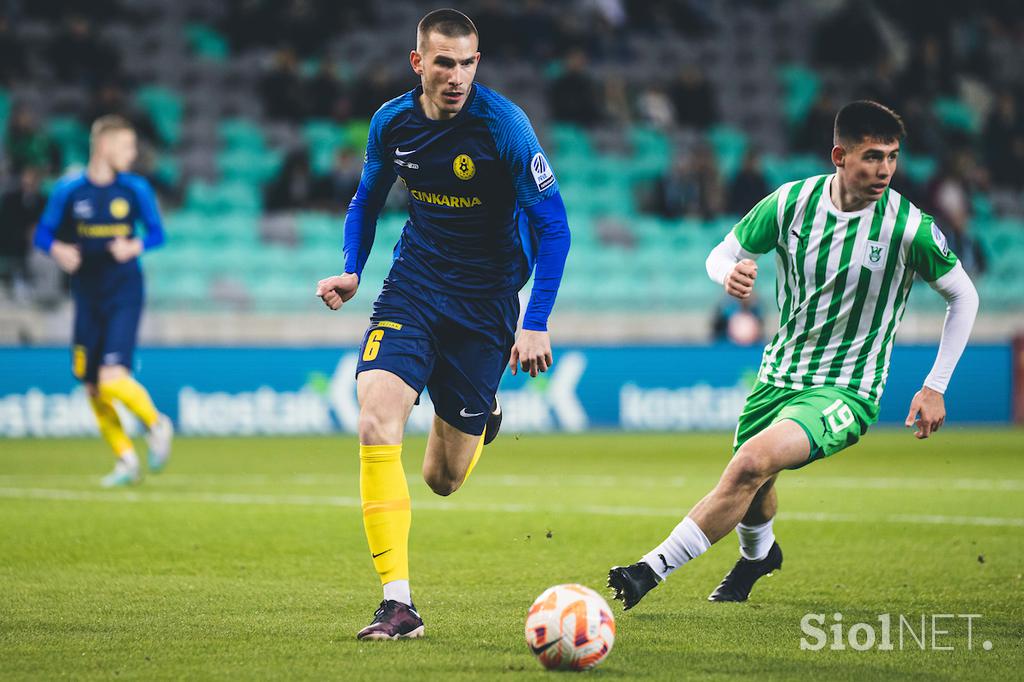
left=363, top=329, right=384, bottom=362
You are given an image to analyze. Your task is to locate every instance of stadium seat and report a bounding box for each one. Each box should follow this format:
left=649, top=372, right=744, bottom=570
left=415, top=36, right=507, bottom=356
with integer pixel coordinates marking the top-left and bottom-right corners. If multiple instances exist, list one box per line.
left=185, top=23, right=229, bottom=62
left=136, top=86, right=183, bottom=146
left=219, top=118, right=267, bottom=153
left=778, top=65, right=820, bottom=126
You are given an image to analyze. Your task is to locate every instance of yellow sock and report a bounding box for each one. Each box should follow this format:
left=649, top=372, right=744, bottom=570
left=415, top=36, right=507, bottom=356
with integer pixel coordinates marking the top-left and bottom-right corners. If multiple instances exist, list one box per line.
left=360, top=444, right=411, bottom=584
left=462, top=433, right=485, bottom=484
left=98, top=376, right=159, bottom=430
left=88, top=394, right=133, bottom=457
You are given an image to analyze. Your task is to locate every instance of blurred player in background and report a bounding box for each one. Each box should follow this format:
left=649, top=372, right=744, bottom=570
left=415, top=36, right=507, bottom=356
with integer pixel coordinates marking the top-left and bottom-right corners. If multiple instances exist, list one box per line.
left=316, top=9, right=570, bottom=639
left=34, top=115, right=173, bottom=487
left=609, top=101, right=979, bottom=608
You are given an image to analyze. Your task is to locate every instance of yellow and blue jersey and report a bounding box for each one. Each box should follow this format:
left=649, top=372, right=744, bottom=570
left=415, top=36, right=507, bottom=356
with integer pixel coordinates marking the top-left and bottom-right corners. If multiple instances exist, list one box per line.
left=344, top=82, right=570, bottom=332
left=34, top=172, right=165, bottom=297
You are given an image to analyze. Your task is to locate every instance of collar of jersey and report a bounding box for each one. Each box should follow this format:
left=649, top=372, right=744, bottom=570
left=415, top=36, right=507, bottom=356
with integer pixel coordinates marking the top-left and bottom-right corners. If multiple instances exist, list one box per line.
left=822, top=173, right=880, bottom=219
left=411, top=83, right=477, bottom=125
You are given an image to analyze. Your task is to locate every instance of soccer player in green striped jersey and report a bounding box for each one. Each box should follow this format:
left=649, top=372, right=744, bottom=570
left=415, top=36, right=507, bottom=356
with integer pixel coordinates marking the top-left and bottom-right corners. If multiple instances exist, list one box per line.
left=609, top=101, right=980, bottom=608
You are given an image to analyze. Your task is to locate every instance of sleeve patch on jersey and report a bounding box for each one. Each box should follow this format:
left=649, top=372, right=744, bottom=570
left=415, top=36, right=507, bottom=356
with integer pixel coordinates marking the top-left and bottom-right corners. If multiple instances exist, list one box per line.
left=531, top=152, right=555, bottom=192
left=931, top=223, right=949, bottom=256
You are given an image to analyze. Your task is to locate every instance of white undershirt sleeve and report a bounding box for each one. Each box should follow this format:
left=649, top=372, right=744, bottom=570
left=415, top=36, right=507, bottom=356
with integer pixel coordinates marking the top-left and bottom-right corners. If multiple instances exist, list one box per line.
left=706, top=232, right=760, bottom=286
left=923, top=262, right=979, bottom=394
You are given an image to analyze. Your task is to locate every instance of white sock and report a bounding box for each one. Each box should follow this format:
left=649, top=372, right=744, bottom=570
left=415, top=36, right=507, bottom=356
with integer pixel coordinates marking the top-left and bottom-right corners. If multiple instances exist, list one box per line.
left=642, top=516, right=711, bottom=580
left=737, top=519, right=775, bottom=561
left=117, top=450, right=139, bottom=472
left=383, top=579, right=411, bottom=606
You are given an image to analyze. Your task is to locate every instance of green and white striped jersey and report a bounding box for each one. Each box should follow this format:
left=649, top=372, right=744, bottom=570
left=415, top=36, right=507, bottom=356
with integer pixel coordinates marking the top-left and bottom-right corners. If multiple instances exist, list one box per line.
left=734, top=174, right=958, bottom=404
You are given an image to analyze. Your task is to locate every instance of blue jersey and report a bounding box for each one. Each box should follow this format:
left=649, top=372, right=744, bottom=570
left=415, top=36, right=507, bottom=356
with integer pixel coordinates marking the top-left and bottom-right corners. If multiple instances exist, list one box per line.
left=344, top=83, right=570, bottom=331
left=34, top=172, right=166, bottom=296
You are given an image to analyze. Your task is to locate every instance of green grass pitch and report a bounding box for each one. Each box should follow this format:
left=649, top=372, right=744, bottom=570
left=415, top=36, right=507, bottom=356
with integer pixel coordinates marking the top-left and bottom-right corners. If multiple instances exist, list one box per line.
left=1, top=429, right=1022, bottom=680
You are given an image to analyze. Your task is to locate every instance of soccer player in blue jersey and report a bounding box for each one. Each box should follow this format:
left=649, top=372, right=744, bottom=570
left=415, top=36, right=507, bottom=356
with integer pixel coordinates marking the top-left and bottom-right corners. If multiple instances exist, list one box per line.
left=316, top=9, right=571, bottom=640
left=34, top=115, right=173, bottom=488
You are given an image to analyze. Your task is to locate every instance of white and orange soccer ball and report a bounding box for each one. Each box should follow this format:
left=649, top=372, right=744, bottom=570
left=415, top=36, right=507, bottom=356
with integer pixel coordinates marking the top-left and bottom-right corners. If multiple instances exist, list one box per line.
left=525, top=584, right=616, bottom=671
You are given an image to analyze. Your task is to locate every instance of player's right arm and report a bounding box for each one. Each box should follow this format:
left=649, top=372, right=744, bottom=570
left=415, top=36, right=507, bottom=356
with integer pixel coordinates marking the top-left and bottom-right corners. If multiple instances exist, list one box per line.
left=705, top=188, right=782, bottom=299
left=33, top=177, right=81, bottom=274
left=317, top=107, right=399, bottom=310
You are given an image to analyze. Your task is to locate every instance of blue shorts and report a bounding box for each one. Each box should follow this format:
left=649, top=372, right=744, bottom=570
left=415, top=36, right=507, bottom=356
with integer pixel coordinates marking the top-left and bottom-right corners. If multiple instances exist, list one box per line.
left=71, top=290, right=143, bottom=384
left=356, top=277, right=518, bottom=436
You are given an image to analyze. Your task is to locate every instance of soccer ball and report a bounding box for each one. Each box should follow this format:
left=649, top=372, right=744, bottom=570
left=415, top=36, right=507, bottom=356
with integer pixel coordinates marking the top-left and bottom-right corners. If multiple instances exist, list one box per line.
left=525, top=584, right=616, bottom=671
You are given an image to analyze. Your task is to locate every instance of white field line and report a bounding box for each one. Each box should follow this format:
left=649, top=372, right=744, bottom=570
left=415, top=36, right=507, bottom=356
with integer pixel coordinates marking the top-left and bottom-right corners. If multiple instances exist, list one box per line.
left=0, top=487, right=1021, bottom=528
left=0, top=473, right=1022, bottom=492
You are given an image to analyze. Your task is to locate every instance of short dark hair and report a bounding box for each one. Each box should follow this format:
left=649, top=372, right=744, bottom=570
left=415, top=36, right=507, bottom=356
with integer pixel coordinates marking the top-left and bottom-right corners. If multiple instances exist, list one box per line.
left=417, top=8, right=478, bottom=49
left=833, top=100, right=905, bottom=146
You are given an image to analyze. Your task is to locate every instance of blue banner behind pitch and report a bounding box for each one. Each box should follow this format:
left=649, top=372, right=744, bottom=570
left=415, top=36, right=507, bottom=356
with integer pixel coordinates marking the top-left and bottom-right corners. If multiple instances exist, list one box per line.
left=0, top=344, right=1010, bottom=437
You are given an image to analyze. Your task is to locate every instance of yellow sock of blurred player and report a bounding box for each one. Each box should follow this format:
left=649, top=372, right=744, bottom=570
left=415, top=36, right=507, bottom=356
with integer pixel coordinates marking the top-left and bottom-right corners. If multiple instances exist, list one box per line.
left=461, top=433, right=485, bottom=484
left=98, top=376, right=159, bottom=430
left=360, top=444, right=411, bottom=584
left=88, top=394, right=133, bottom=457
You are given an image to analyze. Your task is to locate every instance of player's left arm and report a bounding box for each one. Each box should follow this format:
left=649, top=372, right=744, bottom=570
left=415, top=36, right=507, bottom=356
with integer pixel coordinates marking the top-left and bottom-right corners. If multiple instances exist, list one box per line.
left=515, top=193, right=571, bottom=376
left=489, top=99, right=570, bottom=377
left=904, top=219, right=979, bottom=439
left=111, top=178, right=166, bottom=262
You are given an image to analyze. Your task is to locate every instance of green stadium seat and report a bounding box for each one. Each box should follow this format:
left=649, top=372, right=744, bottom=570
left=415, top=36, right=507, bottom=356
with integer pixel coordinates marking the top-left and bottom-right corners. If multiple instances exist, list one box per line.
left=136, top=86, right=183, bottom=146
left=217, top=148, right=282, bottom=184
left=708, top=125, right=748, bottom=180
left=46, top=116, right=89, bottom=167
left=933, top=98, right=978, bottom=133
left=219, top=118, right=267, bottom=152
left=185, top=23, right=229, bottom=62
left=779, top=65, right=820, bottom=126
left=0, top=88, right=10, bottom=134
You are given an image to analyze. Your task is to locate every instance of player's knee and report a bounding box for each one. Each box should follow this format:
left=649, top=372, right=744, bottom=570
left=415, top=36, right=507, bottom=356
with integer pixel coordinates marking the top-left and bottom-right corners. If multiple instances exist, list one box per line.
left=358, top=409, right=401, bottom=445
left=729, top=446, right=774, bottom=489
left=423, top=470, right=461, bottom=497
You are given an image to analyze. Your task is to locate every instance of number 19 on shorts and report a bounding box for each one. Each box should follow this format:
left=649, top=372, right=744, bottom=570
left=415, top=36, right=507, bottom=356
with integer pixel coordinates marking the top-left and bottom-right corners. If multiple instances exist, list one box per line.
left=822, top=399, right=855, bottom=433
left=363, top=329, right=384, bottom=361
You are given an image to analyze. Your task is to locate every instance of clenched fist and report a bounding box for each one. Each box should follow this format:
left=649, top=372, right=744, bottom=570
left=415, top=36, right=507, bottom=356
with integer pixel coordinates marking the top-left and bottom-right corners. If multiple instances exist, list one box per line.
left=725, top=259, right=757, bottom=299
left=316, top=273, right=359, bottom=310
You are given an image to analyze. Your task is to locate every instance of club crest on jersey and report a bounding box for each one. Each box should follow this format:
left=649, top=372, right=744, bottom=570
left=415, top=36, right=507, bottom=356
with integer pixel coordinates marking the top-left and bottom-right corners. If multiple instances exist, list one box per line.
left=531, top=152, right=555, bottom=191
left=73, top=200, right=93, bottom=219
left=864, top=240, right=887, bottom=271
left=931, top=223, right=949, bottom=256
left=453, top=153, right=475, bottom=180
left=109, top=197, right=130, bottom=219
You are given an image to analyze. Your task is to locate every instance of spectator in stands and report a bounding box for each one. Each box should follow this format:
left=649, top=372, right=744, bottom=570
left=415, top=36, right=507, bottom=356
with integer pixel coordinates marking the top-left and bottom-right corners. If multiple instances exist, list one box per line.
left=278, top=0, right=332, bottom=58
left=812, top=0, right=885, bottom=71
left=548, top=49, right=604, bottom=126
left=636, top=86, right=674, bottom=128
left=712, top=294, right=764, bottom=346
left=306, top=60, right=347, bottom=121
left=727, top=149, right=769, bottom=216
left=793, top=92, right=837, bottom=153
left=47, top=15, right=121, bottom=88
left=651, top=145, right=723, bottom=220
left=669, top=65, right=716, bottom=129
left=5, top=106, right=60, bottom=175
left=350, top=69, right=409, bottom=120
left=926, top=150, right=987, bottom=278
left=0, top=166, right=45, bottom=297
left=265, top=148, right=317, bottom=211
left=312, top=147, right=361, bottom=210
left=82, top=83, right=162, bottom=149
left=0, top=15, right=27, bottom=87
left=899, top=34, right=956, bottom=100
left=983, top=89, right=1024, bottom=189
left=261, top=49, right=306, bottom=122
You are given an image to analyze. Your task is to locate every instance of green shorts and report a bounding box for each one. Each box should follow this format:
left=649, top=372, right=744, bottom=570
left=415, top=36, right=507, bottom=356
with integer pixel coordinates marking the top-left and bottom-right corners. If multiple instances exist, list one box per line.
left=733, top=381, right=879, bottom=468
